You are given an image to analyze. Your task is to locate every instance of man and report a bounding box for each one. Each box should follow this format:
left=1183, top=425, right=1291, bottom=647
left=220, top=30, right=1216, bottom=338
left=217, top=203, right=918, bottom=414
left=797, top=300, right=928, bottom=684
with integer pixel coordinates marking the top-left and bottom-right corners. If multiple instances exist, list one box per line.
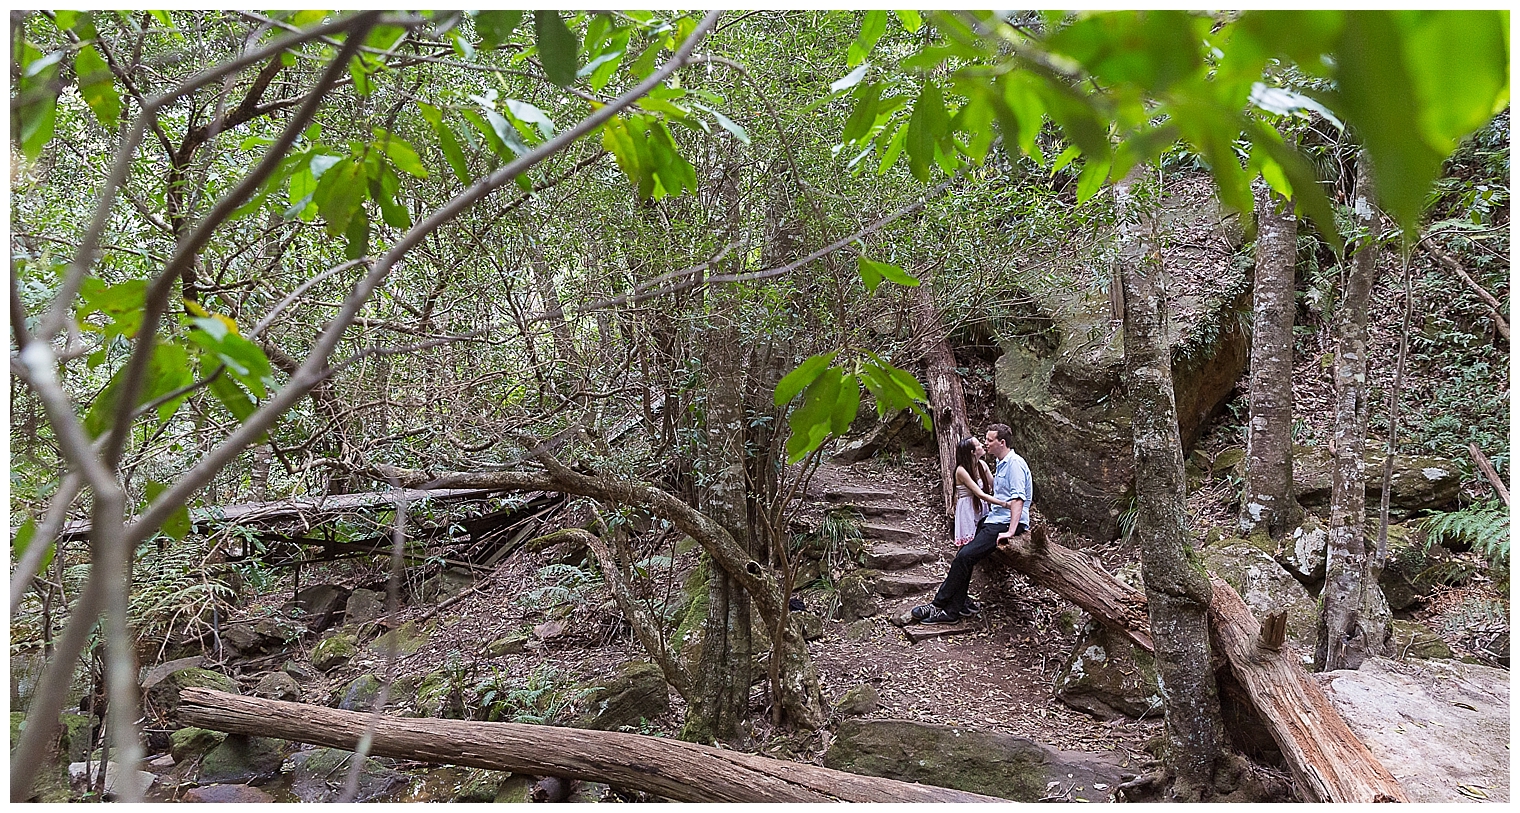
left=912, top=423, right=1033, bottom=624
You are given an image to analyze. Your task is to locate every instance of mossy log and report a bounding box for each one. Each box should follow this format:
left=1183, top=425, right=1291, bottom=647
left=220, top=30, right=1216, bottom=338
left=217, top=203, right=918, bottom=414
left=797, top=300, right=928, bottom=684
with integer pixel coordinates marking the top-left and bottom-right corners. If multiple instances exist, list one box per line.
left=177, top=688, right=999, bottom=803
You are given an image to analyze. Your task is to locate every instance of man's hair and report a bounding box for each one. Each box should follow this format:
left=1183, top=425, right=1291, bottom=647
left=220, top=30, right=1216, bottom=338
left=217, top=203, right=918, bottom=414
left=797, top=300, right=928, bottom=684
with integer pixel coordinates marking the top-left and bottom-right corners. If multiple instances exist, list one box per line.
left=986, top=423, right=1013, bottom=446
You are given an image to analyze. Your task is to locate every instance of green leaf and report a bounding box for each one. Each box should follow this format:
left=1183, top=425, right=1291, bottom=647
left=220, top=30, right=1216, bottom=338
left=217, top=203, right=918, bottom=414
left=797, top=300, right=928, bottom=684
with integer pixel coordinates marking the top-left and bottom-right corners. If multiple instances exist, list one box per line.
left=17, top=43, right=61, bottom=161
left=419, top=103, right=472, bottom=185
left=374, top=129, right=428, bottom=178
left=373, top=163, right=410, bottom=229
left=895, top=10, right=923, bottom=33
left=290, top=10, right=328, bottom=28
left=312, top=157, right=365, bottom=237
left=906, top=80, right=949, bottom=181
left=785, top=368, right=844, bottom=463
left=534, top=11, right=580, bottom=87
left=187, top=317, right=274, bottom=398
left=831, top=374, right=862, bottom=435
left=848, top=10, right=888, bottom=68
left=11, top=517, right=54, bottom=574
left=1050, top=145, right=1081, bottom=174
left=344, top=205, right=370, bottom=260
left=477, top=10, right=523, bottom=49
left=207, top=369, right=257, bottom=423
left=1075, top=157, right=1112, bottom=203
left=77, top=277, right=147, bottom=340
left=145, top=481, right=191, bottom=542
left=73, top=45, right=121, bottom=128
left=1401, top=10, right=1509, bottom=151
left=708, top=109, right=749, bottom=144
left=774, top=351, right=839, bottom=406
left=877, top=118, right=908, bottom=173
left=505, top=98, right=557, bottom=140
left=831, top=63, right=870, bottom=94
left=842, top=83, right=883, bottom=145
left=1245, top=120, right=1341, bottom=250
left=858, top=257, right=919, bottom=295
left=82, top=341, right=193, bottom=437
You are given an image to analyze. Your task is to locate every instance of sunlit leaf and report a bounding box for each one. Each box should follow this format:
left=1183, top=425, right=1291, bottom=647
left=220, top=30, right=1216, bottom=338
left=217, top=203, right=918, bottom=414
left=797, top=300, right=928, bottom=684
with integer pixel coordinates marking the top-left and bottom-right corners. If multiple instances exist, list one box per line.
left=74, top=45, right=121, bottom=128
left=774, top=351, right=839, bottom=406
left=895, top=10, right=923, bottom=33
left=534, top=11, right=580, bottom=86
left=848, top=10, right=888, bottom=68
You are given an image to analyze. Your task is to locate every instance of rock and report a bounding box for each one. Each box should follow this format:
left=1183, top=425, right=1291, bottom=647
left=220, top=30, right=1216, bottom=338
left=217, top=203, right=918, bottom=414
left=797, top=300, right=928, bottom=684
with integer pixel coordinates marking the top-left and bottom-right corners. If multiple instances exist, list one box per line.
left=147, top=667, right=239, bottom=721
left=289, top=747, right=405, bottom=803
left=1201, top=542, right=1320, bottom=663
left=995, top=184, right=1248, bottom=540
left=858, top=522, right=918, bottom=544
left=1316, top=657, right=1508, bottom=803
left=823, top=486, right=896, bottom=502
left=824, top=718, right=1128, bottom=801
left=10, top=651, right=46, bottom=713
left=9, top=711, right=25, bottom=754
left=495, top=773, right=536, bottom=802
left=834, top=572, right=881, bottom=621
left=337, top=673, right=382, bottom=711
left=418, top=568, right=474, bottom=603
left=862, top=543, right=937, bottom=570
left=217, top=622, right=268, bottom=657
left=532, top=619, right=567, bottom=641
left=197, top=734, right=286, bottom=785
left=368, top=620, right=429, bottom=657
left=182, top=784, right=276, bottom=803
left=169, top=726, right=226, bottom=762
left=798, top=612, right=825, bottom=641
left=1294, top=448, right=1462, bottom=514
left=1280, top=516, right=1329, bottom=582
left=60, top=712, right=94, bottom=762
left=295, top=584, right=353, bottom=630
left=1379, top=527, right=1445, bottom=611
left=485, top=629, right=532, bottom=657
left=871, top=571, right=941, bottom=599
left=1054, top=620, right=1162, bottom=719
left=579, top=662, right=669, bottom=732
left=147, top=753, right=176, bottom=769
left=845, top=619, right=875, bottom=642
left=344, top=588, right=386, bottom=623
left=68, top=761, right=155, bottom=798
left=833, top=684, right=879, bottom=717
left=453, top=768, right=513, bottom=802
left=568, top=781, right=612, bottom=802
left=282, top=659, right=322, bottom=684
left=831, top=409, right=933, bottom=463
left=252, top=670, right=302, bottom=702
left=310, top=632, right=358, bottom=672
left=1390, top=620, right=1453, bottom=660
left=253, top=616, right=300, bottom=646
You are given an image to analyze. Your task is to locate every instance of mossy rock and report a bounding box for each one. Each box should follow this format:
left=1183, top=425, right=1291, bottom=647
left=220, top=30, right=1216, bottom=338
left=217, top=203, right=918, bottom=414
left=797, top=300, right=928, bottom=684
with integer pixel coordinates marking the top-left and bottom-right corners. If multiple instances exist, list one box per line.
left=1202, top=542, right=1320, bottom=664
left=169, top=726, right=226, bottom=762
left=1391, top=620, right=1454, bottom=660
left=578, top=662, right=667, bottom=732
left=10, top=712, right=26, bottom=754
left=672, top=559, right=711, bottom=663
left=484, top=629, right=533, bottom=657
left=311, top=631, right=359, bottom=672
left=289, top=747, right=405, bottom=803
left=337, top=673, right=383, bottom=711
left=495, top=774, right=536, bottom=803
left=1054, top=620, right=1162, bottom=719
left=845, top=619, right=875, bottom=642
left=457, top=769, right=515, bottom=803
left=368, top=620, right=430, bottom=658
left=197, top=734, right=287, bottom=785
left=834, top=683, right=879, bottom=717
left=147, top=667, right=239, bottom=721
left=834, top=571, right=880, bottom=621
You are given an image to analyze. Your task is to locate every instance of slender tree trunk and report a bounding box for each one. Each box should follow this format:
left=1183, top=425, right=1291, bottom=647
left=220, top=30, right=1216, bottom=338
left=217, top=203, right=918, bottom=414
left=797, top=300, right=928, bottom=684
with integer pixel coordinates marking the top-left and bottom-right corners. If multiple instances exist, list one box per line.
left=1316, top=152, right=1390, bottom=672
left=1239, top=184, right=1301, bottom=538
left=681, top=320, right=752, bottom=743
left=1113, top=167, right=1227, bottom=800
left=912, top=282, right=972, bottom=516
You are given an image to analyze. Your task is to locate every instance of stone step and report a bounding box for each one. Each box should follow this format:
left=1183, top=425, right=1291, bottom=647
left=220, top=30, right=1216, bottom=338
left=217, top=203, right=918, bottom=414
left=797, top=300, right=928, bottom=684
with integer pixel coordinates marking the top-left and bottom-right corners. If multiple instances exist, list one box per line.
left=859, top=522, right=919, bottom=544
left=834, top=502, right=910, bottom=518
left=903, top=620, right=982, bottom=643
left=824, top=487, right=896, bottom=503
left=872, top=572, right=942, bottom=599
left=863, top=544, right=938, bottom=571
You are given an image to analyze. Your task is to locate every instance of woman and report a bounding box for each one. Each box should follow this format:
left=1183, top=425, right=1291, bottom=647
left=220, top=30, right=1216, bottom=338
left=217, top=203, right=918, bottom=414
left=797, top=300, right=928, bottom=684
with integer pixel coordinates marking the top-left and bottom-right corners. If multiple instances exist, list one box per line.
left=952, top=436, right=1007, bottom=548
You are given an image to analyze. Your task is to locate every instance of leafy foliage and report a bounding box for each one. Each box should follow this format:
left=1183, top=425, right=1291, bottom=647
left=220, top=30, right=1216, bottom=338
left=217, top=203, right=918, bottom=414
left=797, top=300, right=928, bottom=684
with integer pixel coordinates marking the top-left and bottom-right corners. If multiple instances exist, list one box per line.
left=474, top=663, right=600, bottom=725
left=1419, top=500, right=1510, bottom=570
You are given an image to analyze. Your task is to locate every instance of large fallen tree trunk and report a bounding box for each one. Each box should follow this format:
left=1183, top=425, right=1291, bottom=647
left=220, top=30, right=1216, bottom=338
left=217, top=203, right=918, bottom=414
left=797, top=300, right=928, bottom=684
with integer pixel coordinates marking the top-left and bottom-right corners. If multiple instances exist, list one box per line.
left=177, top=689, right=998, bottom=803
left=1207, top=577, right=1408, bottom=803
left=990, top=525, right=1155, bottom=653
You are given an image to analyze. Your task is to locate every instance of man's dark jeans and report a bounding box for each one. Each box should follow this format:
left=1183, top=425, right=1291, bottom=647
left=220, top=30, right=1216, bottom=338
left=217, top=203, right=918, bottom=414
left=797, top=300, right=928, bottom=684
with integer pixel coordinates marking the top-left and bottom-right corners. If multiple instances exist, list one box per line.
left=933, top=520, right=1008, bottom=614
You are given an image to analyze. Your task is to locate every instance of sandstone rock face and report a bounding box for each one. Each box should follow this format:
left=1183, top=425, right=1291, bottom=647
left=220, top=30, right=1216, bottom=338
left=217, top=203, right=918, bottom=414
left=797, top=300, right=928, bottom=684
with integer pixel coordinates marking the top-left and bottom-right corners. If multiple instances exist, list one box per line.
left=994, top=183, right=1249, bottom=540
left=1201, top=541, right=1320, bottom=663
left=68, top=762, right=155, bottom=798
left=1281, top=516, right=1329, bottom=582
left=344, top=588, right=386, bottom=623
left=824, top=718, right=1128, bottom=801
left=578, top=662, right=669, bottom=732
left=1389, top=620, right=1454, bottom=660
left=1316, top=658, right=1508, bottom=803
left=1293, top=447, right=1461, bottom=514
left=1053, top=620, right=1161, bottom=719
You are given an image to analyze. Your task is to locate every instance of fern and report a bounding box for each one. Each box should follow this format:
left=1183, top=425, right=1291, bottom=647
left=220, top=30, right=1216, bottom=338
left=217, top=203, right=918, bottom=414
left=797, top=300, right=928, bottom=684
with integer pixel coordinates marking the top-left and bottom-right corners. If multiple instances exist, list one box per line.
left=516, top=564, right=603, bottom=610
left=1419, top=500, right=1509, bottom=569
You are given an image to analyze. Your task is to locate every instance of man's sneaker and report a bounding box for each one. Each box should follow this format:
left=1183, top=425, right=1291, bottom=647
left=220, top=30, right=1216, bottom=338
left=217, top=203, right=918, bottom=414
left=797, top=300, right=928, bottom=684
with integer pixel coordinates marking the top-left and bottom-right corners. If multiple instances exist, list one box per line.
left=910, top=604, right=938, bottom=623
left=963, top=597, right=983, bottom=615
left=921, top=607, right=961, bottom=624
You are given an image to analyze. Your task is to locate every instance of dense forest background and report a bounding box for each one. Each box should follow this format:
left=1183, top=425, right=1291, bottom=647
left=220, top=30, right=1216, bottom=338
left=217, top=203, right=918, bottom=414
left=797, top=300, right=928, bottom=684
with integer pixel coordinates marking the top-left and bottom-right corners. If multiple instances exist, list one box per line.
left=9, top=9, right=1509, bottom=803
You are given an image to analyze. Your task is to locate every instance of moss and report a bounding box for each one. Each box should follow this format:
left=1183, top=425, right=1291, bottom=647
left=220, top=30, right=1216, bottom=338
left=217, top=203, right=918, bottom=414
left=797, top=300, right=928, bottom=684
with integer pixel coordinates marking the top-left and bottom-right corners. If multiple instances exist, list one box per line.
left=672, top=557, right=711, bottom=656
left=170, top=726, right=226, bottom=762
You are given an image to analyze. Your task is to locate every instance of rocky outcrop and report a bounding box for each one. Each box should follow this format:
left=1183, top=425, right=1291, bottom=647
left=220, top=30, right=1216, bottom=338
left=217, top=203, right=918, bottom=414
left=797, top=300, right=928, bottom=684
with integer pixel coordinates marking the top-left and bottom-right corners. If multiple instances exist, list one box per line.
left=577, top=662, right=669, bottom=732
left=196, top=733, right=287, bottom=785
left=1201, top=541, right=1322, bottom=663
left=1292, top=447, right=1462, bottom=515
left=993, top=182, right=1249, bottom=540
left=293, top=584, right=351, bottom=630
left=1316, top=658, right=1509, bottom=803
left=824, top=718, right=1127, bottom=801
left=310, top=631, right=358, bottom=672
left=833, top=683, right=880, bottom=717
left=1053, top=620, right=1161, bottom=719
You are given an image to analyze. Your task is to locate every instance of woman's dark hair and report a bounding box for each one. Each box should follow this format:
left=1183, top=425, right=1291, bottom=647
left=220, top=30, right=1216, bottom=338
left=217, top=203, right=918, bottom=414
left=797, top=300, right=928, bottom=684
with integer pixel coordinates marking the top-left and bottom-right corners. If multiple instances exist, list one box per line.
left=955, top=437, right=984, bottom=515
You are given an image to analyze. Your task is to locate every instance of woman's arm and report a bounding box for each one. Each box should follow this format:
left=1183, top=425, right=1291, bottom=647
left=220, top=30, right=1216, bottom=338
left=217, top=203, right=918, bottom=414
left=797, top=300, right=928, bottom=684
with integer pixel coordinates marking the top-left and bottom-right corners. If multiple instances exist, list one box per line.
left=956, top=465, right=1008, bottom=507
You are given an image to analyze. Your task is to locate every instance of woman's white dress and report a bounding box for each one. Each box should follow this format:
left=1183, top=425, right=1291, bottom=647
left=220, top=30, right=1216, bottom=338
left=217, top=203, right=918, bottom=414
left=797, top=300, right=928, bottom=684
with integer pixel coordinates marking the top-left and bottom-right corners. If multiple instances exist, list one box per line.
left=952, top=481, right=985, bottom=547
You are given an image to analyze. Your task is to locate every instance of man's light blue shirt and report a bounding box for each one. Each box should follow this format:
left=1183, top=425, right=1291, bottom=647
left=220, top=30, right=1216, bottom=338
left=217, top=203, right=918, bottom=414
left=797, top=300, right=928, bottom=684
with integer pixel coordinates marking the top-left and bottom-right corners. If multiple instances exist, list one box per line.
left=984, top=451, right=1033, bottom=527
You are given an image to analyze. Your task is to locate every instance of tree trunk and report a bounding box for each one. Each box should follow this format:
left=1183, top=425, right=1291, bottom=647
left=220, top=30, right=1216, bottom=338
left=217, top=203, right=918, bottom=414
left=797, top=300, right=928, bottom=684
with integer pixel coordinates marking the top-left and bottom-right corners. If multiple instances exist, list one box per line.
left=912, top=282, right=972, bottom=516
left=1113, top=166, right=1227, bottom=799
left=176, top=689, right=998, bottom=802
left=1317, top=152, right=1390, bottom=672
left=990, top=526, right=1153, bottom=653
left=1208, top=578, right=1408, bottom=802
left=1239, top=184, right=1301, bottom=538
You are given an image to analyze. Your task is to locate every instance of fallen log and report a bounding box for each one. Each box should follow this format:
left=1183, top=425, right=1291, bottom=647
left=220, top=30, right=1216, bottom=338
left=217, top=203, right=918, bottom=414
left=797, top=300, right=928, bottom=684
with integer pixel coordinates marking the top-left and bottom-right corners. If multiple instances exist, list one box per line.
left=990, top=525, right=1154, bottom=653
left=1207, top=577, right=1408, bottom=803
left=177, top=689, right=999, bottom=803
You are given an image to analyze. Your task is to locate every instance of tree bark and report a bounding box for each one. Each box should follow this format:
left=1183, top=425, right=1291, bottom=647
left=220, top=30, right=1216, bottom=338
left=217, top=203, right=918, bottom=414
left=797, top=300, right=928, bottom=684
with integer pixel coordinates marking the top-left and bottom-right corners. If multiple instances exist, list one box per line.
left=1427, top=242, right=1508, bottom=340
left=176, top=688, right=999, bottom=802
left=990, top=526, right=1153, bottom=653
left=1240, top=184, right=1301, bottom=538
left=1468, top=442, right=1509, bottom=506
left=1317, top=152, right=1389, bottom=672
left=1113, top=166, right=1227, bottom=799
left=912, top=282, right=972, bottom=516
left=1208, top=577, right=1408, bottom=802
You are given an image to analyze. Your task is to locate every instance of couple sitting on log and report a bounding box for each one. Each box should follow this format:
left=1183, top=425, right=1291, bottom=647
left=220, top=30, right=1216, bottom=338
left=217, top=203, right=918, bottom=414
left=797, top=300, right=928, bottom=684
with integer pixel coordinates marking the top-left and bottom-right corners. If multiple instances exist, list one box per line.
left=911, top=423, right=1033, bottom=625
